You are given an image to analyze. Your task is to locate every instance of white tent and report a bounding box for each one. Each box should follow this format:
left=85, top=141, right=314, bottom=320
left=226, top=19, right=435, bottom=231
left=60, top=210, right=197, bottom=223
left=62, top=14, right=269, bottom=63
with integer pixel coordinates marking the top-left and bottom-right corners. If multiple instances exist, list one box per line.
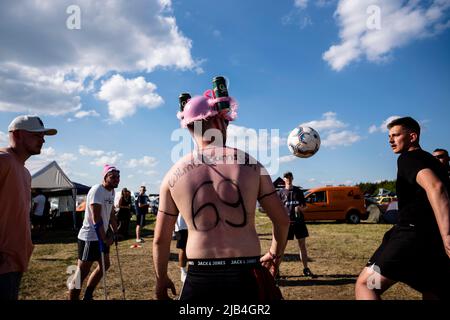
left=26, top=160, right=74, bottom=191
left=25, top=161, right=77, bottom=219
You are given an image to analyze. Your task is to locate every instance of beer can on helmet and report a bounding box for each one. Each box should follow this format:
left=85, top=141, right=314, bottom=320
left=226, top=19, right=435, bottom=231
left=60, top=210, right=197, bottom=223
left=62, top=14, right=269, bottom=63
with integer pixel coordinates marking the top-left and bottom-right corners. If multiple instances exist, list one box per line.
left=179, top=93, right=191, bottom=112
left=212, top=76, right=230, bottom=113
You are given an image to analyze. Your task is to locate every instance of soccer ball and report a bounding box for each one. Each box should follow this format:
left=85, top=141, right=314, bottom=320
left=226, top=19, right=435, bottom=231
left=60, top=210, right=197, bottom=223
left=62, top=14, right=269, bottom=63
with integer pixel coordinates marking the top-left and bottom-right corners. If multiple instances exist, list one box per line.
left=287, top=126, right=321, bottom=158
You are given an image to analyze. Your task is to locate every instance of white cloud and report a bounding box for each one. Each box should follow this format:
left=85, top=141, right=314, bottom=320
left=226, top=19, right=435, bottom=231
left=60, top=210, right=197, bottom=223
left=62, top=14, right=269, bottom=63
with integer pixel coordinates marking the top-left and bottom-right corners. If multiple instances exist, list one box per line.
left=300, top=112, right=361, bottom=148
left=78, top=145, right=122, bottom=166
left=279, top=155, right=297, bottom=163
left=322, top=130, right=362, bottom=148
left=74, top=110, right=100, bottom=119
left=368, top=124, right=378, bottom=134
left=73, top=172, right=89, bottom=178
left=323, top=0, right=450, bottom=71
left=0, top=131, right=8, bottom=146
left=126, top=156, right=159, bottom=168
left=0, top=63, right=82, bottom=115
left=283, top=2, right=313, bottom=29
left=138, top=170, right=159, bottom=176
left=295, top=0, right=309, bottom=9
left=0, top=0, right=197, bottom=116
left=300, top=111, right=346, bottom=131
left=79, top=145, right=105, bottom=157
left=33, top=147, right=77, bottom=173
left=369, top=115, right=402, bottom=133
left=98, top=75, right=164, bottom=121
left=90, top=154, right=122, bottom=167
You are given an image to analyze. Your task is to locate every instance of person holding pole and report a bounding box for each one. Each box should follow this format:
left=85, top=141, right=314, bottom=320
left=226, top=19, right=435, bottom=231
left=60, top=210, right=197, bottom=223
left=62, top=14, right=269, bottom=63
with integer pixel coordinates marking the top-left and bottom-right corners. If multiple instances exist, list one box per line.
left=68, top=165, right=120, bottom=300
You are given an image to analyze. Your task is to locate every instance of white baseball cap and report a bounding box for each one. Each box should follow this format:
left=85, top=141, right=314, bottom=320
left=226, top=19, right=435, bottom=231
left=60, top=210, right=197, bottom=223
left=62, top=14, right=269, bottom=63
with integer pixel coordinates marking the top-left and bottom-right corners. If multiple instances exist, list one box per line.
left=8, top=115, right=57, bottom=135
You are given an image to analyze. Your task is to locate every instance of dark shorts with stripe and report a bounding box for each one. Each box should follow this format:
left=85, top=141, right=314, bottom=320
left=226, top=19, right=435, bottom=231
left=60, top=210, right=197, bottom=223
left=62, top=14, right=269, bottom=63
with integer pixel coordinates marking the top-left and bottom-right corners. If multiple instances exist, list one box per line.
left=180, top=256, right=282, bottom=302
left=287, top=219, right=309, bottom=240
left=136, top=213, right=146, bottom=227
left=175, top=230, right=188, bottom=249
left=367, top=225, right=450, bottom=298
left=78, top=239, right=110, bottom=262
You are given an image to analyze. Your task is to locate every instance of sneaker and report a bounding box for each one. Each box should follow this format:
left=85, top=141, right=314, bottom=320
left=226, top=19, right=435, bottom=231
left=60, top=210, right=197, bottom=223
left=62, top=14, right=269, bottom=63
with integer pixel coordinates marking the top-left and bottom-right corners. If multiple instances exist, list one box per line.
left=136, top=238, right=145, bottom=243
left=303, top=267, right=317, bottom=278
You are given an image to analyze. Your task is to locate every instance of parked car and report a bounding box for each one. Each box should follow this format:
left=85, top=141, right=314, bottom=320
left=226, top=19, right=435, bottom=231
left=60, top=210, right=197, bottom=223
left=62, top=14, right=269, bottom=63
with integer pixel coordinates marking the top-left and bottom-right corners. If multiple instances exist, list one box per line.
left=376, top=196, right=397, bottom=213
left=303, top=186, right=367, bottom=224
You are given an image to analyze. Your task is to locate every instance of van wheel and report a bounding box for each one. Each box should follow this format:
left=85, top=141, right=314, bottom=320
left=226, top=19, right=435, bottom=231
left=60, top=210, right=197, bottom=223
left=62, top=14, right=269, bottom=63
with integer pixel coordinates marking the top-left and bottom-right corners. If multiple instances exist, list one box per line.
left=346, top=210, right=360, bottom=224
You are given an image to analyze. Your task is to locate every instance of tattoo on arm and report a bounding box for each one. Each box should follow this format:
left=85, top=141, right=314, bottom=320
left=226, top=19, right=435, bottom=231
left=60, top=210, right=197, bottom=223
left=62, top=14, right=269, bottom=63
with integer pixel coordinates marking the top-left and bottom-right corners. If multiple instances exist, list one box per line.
left=158, top=210, right=178, bottom=217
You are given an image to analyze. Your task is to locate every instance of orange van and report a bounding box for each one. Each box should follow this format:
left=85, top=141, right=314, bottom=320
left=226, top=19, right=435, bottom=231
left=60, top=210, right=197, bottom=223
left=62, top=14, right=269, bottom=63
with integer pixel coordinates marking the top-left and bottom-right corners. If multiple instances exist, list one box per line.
left=302, top=186, right=367, bottom=223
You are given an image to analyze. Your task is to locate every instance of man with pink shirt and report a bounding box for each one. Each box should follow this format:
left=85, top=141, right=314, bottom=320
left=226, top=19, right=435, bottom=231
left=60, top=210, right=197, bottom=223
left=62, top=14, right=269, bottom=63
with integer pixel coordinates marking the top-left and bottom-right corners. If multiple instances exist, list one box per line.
left=0, top=115, right=57, bottom=300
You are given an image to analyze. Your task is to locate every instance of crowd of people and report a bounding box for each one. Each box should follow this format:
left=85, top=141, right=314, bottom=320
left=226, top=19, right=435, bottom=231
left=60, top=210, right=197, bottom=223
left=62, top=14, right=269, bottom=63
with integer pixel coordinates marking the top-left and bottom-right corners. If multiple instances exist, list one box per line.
left=1, top=92, right=449, bottom=301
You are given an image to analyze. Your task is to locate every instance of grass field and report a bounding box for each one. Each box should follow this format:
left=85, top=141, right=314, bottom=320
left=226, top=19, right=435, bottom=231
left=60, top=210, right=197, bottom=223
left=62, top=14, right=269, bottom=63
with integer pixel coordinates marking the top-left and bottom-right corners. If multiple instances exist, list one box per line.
left=20, top=212, right=421, bottom=300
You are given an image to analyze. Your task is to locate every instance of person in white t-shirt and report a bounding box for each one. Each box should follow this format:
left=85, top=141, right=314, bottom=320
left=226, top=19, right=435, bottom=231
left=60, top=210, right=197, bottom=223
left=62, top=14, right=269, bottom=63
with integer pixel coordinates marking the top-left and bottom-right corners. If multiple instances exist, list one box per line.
left=174, top=215, right=188, bottom=282
left=68, top=165, right=120, bottom=300
left=31, top=189, right=47, bottom=236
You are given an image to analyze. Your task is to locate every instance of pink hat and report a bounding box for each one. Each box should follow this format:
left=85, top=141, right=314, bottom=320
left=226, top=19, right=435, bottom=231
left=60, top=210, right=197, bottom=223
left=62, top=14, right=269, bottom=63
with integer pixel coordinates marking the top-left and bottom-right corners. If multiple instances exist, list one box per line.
left=103, top=164, right=119, bottom=179
left=176, top=90, right=238, bottom=128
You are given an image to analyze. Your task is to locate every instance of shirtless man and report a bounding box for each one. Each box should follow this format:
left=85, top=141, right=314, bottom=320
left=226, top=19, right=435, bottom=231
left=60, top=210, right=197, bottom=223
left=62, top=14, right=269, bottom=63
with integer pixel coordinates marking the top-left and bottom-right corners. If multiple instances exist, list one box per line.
left=153, top=90, right=289, bottom=302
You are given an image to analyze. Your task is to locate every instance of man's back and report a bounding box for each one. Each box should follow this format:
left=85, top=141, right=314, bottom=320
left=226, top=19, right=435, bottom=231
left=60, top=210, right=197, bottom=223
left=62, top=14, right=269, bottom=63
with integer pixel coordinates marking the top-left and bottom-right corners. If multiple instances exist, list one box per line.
left=163, top=147, right=263, bottom=259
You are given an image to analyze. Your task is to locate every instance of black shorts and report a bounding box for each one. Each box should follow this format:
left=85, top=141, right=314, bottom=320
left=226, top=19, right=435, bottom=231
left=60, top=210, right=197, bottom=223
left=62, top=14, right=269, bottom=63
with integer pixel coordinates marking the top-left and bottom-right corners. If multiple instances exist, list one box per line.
left=367, top=225, right=450, bottom=297
left=287, top=220, right=309, bottom=240
left=175, top=229, right=188, bottom=249
left=136, top=213, right=146, bottom=227
left=78, top=239, right=110, bottom=262
left=180, top=257, right=282, bottom=302
left=32, top=214, right=45, bottom=225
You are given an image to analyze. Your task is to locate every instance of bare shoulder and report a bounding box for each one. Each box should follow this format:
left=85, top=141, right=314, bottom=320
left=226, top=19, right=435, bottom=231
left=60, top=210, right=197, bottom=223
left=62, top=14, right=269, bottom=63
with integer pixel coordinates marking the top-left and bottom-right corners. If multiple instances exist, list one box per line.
left=225, top=147, right=263, bottom=170
left=161, top=152, right=198, bottom=189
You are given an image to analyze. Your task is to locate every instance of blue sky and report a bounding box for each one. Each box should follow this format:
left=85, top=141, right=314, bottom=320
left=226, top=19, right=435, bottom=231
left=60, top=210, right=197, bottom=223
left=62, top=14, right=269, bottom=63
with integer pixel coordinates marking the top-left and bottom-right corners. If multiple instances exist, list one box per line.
left=0, top=0, right=449, bottom=193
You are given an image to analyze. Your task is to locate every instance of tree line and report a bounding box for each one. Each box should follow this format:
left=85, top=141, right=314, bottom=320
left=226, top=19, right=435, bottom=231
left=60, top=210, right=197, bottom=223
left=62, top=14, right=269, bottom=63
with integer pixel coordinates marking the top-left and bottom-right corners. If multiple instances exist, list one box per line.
left=356, top=180, right=396, bottom=196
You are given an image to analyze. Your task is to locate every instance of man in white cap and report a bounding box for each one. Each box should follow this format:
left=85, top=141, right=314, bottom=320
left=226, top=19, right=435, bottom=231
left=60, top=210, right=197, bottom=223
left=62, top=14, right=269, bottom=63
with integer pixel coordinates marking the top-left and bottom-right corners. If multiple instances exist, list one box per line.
left=68, top=164, right=120, bottom=300
left=0, top=115, right=57, bottom=300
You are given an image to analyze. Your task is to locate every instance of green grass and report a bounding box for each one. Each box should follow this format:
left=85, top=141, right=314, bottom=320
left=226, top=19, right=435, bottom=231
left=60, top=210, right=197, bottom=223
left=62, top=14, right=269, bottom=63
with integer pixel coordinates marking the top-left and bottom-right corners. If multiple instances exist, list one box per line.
left=19, top=213, right=420, bottom=300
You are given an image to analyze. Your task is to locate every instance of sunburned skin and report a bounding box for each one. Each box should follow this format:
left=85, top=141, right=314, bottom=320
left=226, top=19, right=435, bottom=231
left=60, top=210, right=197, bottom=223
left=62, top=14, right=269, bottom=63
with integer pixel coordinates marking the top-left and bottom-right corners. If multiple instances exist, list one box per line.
left=158, top=146, right=277, bottom=259
left=191, top=164, right=248, bottom=231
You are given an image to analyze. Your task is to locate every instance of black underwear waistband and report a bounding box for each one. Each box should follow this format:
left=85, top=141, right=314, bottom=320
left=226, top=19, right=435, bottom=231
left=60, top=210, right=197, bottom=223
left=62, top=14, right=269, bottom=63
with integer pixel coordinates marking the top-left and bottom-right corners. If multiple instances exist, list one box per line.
left=188, top=256, right=260, bottom=269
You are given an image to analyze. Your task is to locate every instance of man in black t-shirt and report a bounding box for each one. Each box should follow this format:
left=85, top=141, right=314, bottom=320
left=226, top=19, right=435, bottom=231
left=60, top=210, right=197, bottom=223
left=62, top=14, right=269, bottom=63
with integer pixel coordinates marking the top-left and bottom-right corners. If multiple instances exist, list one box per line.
left=433, top=148, right=450, bottom=180
left=135, top=186, right=149, bottom=243
left=356, top=117, right=450, bottom=300
left=278, top=171, right=316, bottom=278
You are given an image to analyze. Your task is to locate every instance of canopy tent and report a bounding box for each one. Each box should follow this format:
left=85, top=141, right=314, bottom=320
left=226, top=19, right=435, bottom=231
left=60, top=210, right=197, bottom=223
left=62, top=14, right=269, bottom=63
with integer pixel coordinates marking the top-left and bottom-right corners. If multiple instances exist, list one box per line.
left=26, top=160, right=74, bottom=192
left=73, top=182, right=91, bottom=195
left=25, top=161, right=80, bottom=229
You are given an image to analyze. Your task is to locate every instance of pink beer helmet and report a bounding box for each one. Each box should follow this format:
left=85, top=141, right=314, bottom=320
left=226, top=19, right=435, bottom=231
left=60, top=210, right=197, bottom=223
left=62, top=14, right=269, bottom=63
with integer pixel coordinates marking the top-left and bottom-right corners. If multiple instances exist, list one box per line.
left=177, top=89, right=238, bottom=128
